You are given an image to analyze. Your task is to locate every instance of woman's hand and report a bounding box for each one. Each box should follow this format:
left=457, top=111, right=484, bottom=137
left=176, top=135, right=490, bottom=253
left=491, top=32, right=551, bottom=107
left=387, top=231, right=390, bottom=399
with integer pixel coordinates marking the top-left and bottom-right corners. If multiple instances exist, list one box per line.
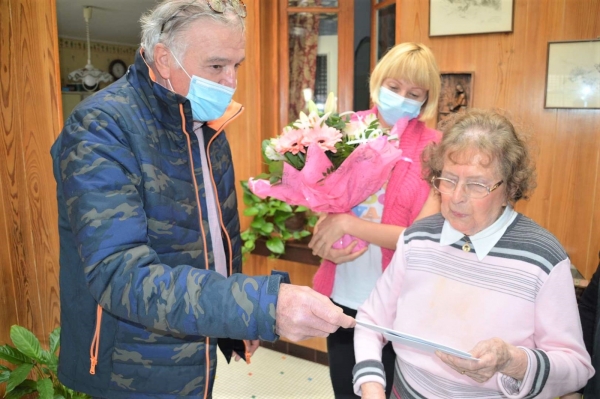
left=360, top=382, right=386, bottom=399
left=308, top=213, right=367, bottom=263
left=436, top=338, right=528, bottom=383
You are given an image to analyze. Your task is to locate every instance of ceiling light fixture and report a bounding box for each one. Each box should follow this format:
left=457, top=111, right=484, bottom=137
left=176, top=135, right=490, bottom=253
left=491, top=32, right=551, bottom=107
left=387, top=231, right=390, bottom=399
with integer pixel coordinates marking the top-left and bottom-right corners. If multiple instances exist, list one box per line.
left=67, top=6, right=113, bottom=92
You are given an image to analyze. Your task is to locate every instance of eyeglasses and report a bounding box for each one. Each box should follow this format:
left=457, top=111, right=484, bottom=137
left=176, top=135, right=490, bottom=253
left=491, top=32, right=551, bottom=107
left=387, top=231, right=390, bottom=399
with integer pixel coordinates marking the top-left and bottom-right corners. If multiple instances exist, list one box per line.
left=431, top=176, right=504, bottom=199
left=160, top=0, right=247, bottom=35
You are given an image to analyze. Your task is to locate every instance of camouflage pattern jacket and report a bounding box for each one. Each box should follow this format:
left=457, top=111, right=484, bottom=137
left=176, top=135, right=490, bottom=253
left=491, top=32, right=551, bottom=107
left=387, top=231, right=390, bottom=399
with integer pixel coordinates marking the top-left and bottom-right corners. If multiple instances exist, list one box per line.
left=51, top=51, right=283, bottom=399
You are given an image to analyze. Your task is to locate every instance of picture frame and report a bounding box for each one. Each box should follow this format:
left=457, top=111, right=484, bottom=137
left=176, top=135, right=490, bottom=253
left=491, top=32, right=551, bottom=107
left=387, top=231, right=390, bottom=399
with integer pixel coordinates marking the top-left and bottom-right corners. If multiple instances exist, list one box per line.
left=429, top=0, right=514, bottom=37
left=437, top=72, right=474, bottom=128
left=544, top=40, right=600, bottom=109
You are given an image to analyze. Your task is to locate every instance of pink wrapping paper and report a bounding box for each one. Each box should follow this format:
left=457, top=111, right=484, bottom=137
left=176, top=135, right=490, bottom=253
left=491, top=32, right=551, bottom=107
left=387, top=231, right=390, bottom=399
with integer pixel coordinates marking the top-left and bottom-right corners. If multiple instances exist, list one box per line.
left=248, top=136, right=404, bottom=253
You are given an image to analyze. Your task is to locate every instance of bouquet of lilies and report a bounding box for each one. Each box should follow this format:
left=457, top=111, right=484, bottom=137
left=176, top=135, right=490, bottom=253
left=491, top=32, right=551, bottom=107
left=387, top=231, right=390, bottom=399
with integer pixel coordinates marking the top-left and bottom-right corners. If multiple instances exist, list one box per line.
left=248, top=93, right=405, bottom=254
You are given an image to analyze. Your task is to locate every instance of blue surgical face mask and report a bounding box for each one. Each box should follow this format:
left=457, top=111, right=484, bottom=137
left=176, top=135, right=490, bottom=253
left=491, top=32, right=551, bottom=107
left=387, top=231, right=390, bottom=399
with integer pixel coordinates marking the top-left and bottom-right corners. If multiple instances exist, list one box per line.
left=377, top=86, right=426, bottom=126
left=171, top=53, right=235, bottom=122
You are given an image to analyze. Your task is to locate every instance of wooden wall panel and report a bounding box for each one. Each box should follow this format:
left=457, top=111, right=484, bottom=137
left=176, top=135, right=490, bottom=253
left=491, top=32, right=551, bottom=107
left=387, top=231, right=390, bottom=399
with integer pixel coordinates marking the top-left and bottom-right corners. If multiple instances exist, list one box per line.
left=396, top=0, right=600, bottom=279
left=228, top=0, right=265, bottom=233
left=0, top=0, right=61, bottom=348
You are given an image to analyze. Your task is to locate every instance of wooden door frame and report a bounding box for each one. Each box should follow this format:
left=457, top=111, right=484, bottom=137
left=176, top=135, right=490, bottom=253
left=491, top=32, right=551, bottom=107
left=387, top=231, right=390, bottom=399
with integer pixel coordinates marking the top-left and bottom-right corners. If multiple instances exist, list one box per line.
left=278, top=0, right=354, bottom=130
left=370, top=0, right=397, bottom=71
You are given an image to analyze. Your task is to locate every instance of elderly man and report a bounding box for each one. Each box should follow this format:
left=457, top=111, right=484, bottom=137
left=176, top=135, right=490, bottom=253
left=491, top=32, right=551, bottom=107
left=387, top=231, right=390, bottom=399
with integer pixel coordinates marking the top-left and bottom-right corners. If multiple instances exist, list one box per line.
left=50, top=1, right=354, bottom=398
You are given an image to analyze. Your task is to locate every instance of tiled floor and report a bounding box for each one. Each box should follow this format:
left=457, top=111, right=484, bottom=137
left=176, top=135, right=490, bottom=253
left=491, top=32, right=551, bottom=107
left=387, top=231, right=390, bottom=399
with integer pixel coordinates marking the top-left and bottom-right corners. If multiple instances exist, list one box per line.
left=213, top=347, right=334, bottom=398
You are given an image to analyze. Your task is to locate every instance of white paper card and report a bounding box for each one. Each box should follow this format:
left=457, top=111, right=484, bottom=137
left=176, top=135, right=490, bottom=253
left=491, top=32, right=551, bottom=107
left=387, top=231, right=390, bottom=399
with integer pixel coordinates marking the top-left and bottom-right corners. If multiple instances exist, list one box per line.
left=356, top=320, right=478, bottom=360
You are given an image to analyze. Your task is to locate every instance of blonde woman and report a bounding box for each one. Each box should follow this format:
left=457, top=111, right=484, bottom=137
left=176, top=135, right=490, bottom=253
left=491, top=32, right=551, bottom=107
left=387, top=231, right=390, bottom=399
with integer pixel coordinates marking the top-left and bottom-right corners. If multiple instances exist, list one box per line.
left=309, top=42, right=442, bottom=398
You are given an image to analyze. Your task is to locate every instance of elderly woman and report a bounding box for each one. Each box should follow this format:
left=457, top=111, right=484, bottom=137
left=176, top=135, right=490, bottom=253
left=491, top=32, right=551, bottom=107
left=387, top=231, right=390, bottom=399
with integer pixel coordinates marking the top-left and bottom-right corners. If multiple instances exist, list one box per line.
left=353, top=109, right=594, bottom=398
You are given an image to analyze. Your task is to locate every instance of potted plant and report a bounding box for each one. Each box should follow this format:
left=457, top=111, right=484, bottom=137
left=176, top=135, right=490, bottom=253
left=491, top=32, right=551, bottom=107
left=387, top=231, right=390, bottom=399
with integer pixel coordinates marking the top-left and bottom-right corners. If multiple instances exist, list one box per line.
left=0, top=325, right=90, bottom=399
left=240, top=180, right=317, bottom=257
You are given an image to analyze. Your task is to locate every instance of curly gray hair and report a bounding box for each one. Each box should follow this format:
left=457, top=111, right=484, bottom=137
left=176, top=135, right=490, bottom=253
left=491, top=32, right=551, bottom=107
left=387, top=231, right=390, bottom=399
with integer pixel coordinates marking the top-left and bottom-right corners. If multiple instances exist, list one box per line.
left=422, top=108, right=536, bottom=204
left=140, top=0, right=245, bottom=65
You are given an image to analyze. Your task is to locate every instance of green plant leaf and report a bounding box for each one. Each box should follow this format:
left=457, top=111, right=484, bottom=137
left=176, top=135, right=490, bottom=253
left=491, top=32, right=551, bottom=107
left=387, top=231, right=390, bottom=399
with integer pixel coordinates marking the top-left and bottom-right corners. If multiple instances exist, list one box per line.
left=281, top=230, right=292, bottom=240
left=10, top=325, right=43, bottom=363
left=259, top=222, right=274, bottom=235
left=44, top=353, right=58, bottom=374
left=37, top=377, right=54, bottom=399
left=5, top=382, right=36, bottom=399
left=243, top=207, right=259, bottom=216
left=49, top=327, right=60, bottom=355
left=240, top=229, right=251, bottom=240
left=0, top=344, right=31, bottom=365
left=294, top=206, right=308, bottom=212
left=243, top=240, right=255, bottom=250
left=265, top=237, right=285, bottom=254
left=276, top=202, right=293, bottom=213
left=0, top=365, right=9, bottom=371
left=6, top=363, right=34, bottom=393
left=250, top=219, right=265, bottom=229
left=0, top=370, right=10, bottom=383
left=53, top=395, right=67, bottom=399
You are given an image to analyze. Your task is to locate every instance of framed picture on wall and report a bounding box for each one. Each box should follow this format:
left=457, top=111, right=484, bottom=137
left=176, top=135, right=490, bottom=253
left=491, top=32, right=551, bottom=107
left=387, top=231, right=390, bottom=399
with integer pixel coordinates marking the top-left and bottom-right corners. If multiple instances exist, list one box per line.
left=544, top=40, right=600, bottom=109
left=437, top=72, right=474, bottom=128
left=429, top=0, right=514, bottom=37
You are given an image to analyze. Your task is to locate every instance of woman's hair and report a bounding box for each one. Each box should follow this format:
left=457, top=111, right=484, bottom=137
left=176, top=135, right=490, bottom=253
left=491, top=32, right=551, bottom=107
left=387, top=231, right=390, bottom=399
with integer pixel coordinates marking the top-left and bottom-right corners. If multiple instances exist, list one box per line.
left=422, top=109, right=536, bottom=204
left=369, top=42, right=441, bottom=121
left=140, top=0, right=245, bottom=65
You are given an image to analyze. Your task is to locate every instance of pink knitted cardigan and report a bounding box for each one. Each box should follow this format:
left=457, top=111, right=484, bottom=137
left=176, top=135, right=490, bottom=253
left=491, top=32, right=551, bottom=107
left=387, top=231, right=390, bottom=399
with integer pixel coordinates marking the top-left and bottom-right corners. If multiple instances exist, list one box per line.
left=312, top=107, right=441, bottom=297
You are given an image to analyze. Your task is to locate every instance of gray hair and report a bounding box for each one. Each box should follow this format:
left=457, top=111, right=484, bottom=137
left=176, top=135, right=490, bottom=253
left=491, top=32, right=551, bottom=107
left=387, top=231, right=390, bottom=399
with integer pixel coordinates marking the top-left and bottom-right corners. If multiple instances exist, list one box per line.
left=422, top=108, right=536, bottom=204
left=140, top=0, right=245, bottom=65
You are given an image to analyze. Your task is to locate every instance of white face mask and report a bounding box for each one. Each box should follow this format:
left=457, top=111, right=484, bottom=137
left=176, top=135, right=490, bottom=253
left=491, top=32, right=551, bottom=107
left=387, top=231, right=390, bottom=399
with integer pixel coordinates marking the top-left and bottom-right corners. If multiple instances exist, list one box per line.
left=170, top=52, right=235, bottom=121
left=378, top=87, right=426, bottom=126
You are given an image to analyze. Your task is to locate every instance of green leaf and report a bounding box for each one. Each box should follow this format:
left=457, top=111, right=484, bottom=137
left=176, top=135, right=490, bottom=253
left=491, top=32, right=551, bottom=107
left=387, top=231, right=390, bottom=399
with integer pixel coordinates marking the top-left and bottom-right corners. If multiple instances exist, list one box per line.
left=298, top=230, right=311, bottom=238
left=265, top=237, right=285, bottom=254
left=259, top=222, right=274, bottom=235
left=53, top=395, right=67, bottom=399
left=6, top=363, right=34, bottom=393
left=276, top=203, right=293, bottom=213
left=0, top=344, right=31, bottom=365
left=49, top=327, right=60, bottom=355
left=45, top=354, right=59, bottom=374
left=0, top=370, right=10, bottom=383
left=243, top=207, right=259, bottom=216
left=294, top=206, right=308, bottom=212
left=240, top=229, right=251, bottom=240
left=281, top=230, right=292, bottom=240
left=243, top=240, right=255, bottom=250
left=37, top=377, right=55, bottom=399
left=0, top=364, right=10, bottom=371
left=273, top=213, right=292, bottom=225
left=10, top=325, right=43, bottom=362
left=283, top=152, right=304, bottom=170
left=5, top=382, right=36, bottom=399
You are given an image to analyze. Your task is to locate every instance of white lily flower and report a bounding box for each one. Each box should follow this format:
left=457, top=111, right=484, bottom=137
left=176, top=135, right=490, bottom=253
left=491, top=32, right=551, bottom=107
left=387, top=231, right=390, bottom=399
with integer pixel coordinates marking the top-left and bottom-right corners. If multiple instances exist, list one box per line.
left=324, top=92, right=337, bottom=114
left=307, top=100, right=319, bottom=114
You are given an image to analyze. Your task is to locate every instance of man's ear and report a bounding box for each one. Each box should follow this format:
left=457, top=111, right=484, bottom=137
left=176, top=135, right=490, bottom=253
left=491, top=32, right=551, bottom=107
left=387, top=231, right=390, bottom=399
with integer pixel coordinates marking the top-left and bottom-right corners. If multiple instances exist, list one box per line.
left=153, top=43, right=172, bottom=80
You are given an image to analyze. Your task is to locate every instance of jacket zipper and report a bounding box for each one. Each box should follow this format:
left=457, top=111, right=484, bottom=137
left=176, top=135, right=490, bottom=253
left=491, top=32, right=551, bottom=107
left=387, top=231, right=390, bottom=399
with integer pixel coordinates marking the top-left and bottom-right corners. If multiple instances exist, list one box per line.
left=86, top=102, right=246, bottom=399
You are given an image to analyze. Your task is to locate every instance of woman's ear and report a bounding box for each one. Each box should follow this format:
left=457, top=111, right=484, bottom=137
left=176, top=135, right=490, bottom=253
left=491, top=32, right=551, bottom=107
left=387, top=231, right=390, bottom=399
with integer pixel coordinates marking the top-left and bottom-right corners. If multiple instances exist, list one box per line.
left=153, top=43, right=172, bottom=80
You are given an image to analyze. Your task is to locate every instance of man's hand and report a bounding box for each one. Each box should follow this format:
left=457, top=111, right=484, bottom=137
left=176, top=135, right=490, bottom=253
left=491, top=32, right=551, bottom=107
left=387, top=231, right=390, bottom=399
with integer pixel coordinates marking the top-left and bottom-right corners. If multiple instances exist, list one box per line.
left=275, top=284, right=355, bottom=341
left=233, top=340, right=260, bottom=362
